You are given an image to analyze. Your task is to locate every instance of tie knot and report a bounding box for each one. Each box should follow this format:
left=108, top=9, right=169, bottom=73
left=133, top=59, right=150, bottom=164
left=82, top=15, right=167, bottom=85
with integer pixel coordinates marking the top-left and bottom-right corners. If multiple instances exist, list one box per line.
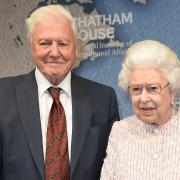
left=48, top=87, right=60, bottom=100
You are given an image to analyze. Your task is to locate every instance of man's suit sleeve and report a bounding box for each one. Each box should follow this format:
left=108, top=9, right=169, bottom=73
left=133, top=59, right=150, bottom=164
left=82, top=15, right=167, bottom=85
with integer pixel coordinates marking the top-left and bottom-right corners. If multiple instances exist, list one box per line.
left=110, top=89, right=120, bottom=122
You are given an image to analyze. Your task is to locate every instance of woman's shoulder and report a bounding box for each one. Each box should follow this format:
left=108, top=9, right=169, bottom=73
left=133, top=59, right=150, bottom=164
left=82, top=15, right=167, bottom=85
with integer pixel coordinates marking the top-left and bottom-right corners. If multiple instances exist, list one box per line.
left=110, top=115, right=137, bottom=137
left=113, top=115, right=136, bottom=128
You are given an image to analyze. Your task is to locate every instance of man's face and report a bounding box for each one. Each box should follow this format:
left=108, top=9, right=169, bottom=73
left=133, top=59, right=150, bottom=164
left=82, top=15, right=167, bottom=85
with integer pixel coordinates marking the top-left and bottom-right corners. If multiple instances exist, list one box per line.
left=31, top=15, right=76, bottom=85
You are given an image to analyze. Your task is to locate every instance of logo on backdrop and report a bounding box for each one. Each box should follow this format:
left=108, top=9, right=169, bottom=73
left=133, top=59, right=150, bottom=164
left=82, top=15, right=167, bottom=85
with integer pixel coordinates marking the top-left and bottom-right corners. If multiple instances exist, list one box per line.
left=63, top=0, right=135, bottom=64
left=74, top=12, right=133, bottom=61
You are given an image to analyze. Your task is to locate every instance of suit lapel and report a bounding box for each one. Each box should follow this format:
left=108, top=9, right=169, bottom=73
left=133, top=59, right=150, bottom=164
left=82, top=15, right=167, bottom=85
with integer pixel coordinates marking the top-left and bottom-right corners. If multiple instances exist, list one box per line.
left=70, top=73, right=92, bottom=177
left=14, top=71, right=44, bottom=179
left=14, top=71, right=92, bottom=178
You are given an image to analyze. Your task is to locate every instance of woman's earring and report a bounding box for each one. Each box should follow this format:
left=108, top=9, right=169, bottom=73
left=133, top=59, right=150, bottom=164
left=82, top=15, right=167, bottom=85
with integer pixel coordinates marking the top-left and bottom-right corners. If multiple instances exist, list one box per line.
left=170, top=100, right=174, bottom=106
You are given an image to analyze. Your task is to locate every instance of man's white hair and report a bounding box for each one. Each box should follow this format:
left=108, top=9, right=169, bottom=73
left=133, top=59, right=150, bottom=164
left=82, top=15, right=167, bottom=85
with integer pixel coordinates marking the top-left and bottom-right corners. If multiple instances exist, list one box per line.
left=25, top=4, right=77, bottom=40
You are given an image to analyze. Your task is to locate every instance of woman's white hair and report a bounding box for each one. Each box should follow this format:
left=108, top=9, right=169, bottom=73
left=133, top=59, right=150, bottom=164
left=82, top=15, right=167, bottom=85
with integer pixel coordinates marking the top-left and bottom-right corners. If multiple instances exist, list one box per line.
left=25, top=4, right=77, bottom=40
left=119, top=40, right=180, bottom=91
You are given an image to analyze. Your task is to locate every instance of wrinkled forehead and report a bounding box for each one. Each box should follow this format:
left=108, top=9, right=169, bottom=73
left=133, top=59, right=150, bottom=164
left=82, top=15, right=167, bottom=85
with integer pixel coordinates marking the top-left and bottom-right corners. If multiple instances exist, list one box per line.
left=31, top=14, right=76, bottom=42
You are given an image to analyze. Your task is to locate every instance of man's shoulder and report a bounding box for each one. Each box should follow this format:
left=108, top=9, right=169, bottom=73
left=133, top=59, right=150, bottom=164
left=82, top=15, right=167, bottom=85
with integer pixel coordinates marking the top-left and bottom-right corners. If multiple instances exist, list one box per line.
left=0, top=70, right=34, bottom=88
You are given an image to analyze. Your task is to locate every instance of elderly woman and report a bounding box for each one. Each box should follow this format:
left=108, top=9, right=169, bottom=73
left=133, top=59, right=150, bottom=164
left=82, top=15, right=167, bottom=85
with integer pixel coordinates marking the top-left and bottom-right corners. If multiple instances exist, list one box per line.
left=100, top=40, right=180, bottom=179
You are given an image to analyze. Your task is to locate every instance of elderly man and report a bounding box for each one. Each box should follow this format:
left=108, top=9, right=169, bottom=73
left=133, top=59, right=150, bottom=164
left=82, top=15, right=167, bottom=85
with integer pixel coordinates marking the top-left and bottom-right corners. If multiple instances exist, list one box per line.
left=0, top=4, right=119, bottom=180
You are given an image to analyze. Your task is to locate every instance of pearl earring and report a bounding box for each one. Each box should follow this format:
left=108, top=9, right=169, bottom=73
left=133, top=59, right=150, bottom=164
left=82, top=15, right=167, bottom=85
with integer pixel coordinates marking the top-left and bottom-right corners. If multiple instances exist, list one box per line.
left=170, top=100, right=174, bottom=106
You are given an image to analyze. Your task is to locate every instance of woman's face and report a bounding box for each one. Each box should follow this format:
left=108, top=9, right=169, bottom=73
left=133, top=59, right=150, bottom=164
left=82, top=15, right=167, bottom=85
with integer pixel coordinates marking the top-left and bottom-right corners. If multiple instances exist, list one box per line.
left=129, top=66, right=175, bottom=125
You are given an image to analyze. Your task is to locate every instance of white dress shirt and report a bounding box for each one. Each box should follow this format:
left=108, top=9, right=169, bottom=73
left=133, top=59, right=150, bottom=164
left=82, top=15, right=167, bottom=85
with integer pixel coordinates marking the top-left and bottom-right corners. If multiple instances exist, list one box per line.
left=35, top=68, right=72, bottom=160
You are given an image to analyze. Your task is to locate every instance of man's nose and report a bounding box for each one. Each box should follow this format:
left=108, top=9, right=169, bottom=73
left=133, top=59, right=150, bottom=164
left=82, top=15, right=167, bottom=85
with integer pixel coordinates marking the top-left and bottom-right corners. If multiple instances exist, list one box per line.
left=49, top=42, right=60, bottom=57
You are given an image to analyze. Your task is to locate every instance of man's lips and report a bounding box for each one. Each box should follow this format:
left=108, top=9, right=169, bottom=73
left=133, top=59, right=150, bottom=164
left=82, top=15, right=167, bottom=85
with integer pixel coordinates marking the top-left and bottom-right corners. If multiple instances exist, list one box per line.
left=45, top=61, right=66, bottom=67
left=46, top=61, right=63, bottom=64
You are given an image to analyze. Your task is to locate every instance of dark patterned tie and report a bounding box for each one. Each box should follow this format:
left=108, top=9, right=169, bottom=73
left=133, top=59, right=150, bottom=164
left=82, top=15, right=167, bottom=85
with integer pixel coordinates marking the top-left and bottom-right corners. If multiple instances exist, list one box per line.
left=45, top=87, right=70, bottom=180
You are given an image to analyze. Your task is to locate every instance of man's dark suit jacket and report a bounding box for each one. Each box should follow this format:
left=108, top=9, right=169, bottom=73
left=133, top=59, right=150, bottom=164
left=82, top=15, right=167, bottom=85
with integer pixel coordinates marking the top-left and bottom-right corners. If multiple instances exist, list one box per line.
left=0, top=70, right=120, bottom=180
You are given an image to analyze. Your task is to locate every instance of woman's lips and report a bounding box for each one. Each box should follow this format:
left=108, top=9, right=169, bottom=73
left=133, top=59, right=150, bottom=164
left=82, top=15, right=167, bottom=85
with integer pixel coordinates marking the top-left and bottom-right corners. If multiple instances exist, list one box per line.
left=140, top=107, right=155, bottom=114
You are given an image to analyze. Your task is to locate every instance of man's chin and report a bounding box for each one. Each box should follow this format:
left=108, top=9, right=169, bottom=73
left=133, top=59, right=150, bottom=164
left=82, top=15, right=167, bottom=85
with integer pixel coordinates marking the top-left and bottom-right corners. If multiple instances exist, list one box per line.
left=41, top=65, right=60, bottom=75
left=44, top=71, right=67, bottom=85
left=39, top=64, right=70, bottom=84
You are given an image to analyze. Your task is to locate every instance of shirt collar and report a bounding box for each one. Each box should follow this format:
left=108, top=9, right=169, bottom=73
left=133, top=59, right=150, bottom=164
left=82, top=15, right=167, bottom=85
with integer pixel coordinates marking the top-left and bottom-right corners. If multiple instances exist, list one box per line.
left=35, top=67, right=71, bottom=97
